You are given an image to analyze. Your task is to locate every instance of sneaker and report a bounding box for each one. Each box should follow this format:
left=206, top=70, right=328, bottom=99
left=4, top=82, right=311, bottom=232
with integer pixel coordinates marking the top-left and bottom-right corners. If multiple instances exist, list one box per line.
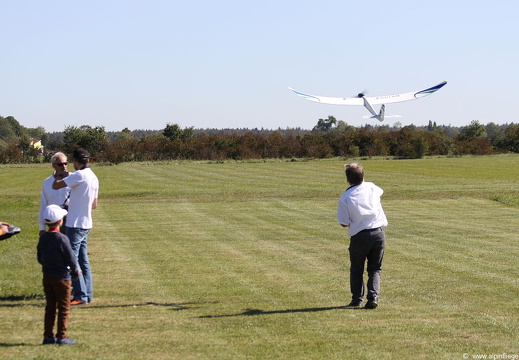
left=70, top=299, right=86, bottom=306
left=42, top=337, right=56, bottom=345
left=57, top=337, right=76, bottom=345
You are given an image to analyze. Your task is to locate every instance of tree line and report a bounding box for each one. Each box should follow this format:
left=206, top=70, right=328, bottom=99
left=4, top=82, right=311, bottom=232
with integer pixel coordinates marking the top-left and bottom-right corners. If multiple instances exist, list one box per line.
left=1, top=115, right=518, bottom=164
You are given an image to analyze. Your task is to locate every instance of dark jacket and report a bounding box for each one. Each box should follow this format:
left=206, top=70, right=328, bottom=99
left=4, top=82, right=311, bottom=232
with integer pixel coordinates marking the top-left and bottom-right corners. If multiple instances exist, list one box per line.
left=37, top=231, right=79, bottom=280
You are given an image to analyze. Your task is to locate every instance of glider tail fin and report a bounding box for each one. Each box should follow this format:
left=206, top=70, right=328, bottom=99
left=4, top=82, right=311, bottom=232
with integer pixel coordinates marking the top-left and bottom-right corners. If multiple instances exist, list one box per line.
left=376, top=104, right=385, bottom=122
left=364, top=97, right=386, bottom=121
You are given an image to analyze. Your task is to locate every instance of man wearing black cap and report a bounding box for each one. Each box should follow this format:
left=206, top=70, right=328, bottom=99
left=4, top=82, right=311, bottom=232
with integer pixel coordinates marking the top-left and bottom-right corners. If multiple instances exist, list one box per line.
left=53, top=148, right=99, bottom=305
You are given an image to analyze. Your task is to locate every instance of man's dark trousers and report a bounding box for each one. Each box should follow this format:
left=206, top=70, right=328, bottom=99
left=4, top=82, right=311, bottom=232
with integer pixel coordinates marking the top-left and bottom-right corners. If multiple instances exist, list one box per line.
left=348, top=227, right=385, bottom=303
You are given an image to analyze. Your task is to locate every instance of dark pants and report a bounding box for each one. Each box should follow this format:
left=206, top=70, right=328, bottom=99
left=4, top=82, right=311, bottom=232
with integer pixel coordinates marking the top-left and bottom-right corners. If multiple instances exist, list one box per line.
left=42, top=275, right=71, bottom=339
left=348, top=228, right=385, bottom=303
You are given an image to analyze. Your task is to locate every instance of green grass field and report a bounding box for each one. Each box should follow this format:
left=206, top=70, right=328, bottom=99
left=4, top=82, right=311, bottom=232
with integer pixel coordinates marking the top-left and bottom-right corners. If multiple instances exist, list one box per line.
left=1, top=155, right=518, bottom=359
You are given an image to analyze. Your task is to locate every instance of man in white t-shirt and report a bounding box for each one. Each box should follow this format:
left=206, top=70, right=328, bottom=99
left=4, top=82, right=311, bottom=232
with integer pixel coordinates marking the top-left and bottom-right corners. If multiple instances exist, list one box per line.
left=53, top=148, right=99, bottom=305
left=39, top=152, right=70, bottom=236
left=337, top=163, right=388, bottom=309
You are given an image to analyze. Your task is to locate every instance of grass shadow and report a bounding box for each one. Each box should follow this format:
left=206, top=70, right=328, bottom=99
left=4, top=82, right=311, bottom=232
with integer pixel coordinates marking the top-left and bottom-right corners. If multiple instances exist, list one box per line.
left=0, top=297, right=215, bottom=312
left=77, top=301, right=216, bottom=312
left=0, top=342, right=38, bottom=347
left=199, top=305, right=367, bottom=318
left=0, top=294, right=44, bottom=301
left=0, top=294, right=45, bottom=307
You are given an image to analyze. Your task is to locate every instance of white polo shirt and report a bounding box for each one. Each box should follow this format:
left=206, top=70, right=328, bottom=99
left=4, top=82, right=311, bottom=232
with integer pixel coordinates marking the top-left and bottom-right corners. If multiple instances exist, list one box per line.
left=337, top=181, right=388, bottom=236
left=64, top=167, right=99, bottom=229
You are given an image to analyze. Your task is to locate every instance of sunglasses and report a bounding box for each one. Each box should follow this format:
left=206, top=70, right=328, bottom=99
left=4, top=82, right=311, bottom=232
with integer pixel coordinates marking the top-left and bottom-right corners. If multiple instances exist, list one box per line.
left=54, top=162, right=68, bottom=166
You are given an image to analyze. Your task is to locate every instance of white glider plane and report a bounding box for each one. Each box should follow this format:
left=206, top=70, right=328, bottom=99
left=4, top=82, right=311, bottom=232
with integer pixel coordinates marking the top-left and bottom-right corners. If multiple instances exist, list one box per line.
left=289, top=81, right=447, bottom=122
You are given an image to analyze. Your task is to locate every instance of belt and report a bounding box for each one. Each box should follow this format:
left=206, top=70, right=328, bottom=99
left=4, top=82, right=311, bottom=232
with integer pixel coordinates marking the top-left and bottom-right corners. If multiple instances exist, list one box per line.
left=358, top=227, right=383, bottom=233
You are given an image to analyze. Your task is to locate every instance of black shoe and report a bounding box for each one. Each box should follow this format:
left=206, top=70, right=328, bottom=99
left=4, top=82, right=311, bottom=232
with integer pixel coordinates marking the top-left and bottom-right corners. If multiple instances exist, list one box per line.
left=346, top=300, right=363, bottom=307
left=42, top=337, right=56, bottom=345
left=364, top=299, right=378, bottom=309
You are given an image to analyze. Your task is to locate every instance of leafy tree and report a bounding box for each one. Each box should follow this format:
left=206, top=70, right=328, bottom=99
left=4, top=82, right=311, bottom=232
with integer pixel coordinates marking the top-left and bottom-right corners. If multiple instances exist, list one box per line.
left=393, top=121, right=402, bottom=129
left=63, top=125, right=108, bottom=157
left=180, top=126, right=195, bottom=142
left=0, top=116, right=19, bottom=145
left=119, top=128, right=133, bottom=141
left=163, top=123, right=182, bottom=141
left=312, top=116, right=337, bottom=132
left=427, top=120, right=438, bottom=131
left=163, top=124, right=195, bottom=143
left=502, top=123, right=519, bottom=152
left=4, top=116, right=25, bottom=137
left=413, top=135, right=429, bottom=158
left=335, top=120, right=356, bottom=133
left=485, top=122, right=505, bottom=148
left=19, top=134, right=32, bottom=162
left=458, top=120, right=486, bottom=140
left=27, top=126, right=46, bottom=139
left=0, top=143, right=23, bottom=163
left=302, top=133, right=333, bottom=158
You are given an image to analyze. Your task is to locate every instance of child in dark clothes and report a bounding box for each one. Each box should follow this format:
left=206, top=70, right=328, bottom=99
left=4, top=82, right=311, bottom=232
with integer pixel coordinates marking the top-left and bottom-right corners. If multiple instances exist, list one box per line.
left=37, top=204, right=81, bottom=345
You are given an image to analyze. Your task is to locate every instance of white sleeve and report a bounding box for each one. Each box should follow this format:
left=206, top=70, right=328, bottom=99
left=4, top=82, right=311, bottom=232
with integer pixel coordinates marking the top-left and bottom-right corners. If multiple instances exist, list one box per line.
left=337, top=197, right=350, bottom=226
left=39, top=184, right=48, bottom=231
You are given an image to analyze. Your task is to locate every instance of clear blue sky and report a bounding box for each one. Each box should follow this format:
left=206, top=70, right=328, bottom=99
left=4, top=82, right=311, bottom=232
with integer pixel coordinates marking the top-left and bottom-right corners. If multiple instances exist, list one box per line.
left=1, top=0, right=518, bottom=132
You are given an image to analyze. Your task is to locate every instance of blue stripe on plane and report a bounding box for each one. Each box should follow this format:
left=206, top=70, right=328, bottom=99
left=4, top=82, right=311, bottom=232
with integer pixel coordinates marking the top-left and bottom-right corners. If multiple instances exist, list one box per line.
left=291, top=89, right=321, bottom=102
left=414, top=81, right=447, bottom=97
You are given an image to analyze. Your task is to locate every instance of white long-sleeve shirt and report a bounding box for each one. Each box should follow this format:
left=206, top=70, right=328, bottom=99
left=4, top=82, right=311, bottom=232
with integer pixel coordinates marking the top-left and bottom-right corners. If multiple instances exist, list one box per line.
left=39, top=174, right=70, bottom=231
left=337, top=181, right=388, bottom=236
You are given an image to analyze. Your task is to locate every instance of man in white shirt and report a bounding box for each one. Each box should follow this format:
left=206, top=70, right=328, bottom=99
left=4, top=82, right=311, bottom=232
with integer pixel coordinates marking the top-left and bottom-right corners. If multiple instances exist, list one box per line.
left=337, top=163, right=388, bottom=309
left=53, top=148, right=99, bottom=305
left=39, top=152, right=70, bottom=236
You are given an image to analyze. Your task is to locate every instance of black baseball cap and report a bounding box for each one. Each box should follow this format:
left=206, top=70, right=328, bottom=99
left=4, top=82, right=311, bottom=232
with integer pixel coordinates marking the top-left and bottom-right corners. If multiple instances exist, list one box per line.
left=72, top=148, right=90, bottom=160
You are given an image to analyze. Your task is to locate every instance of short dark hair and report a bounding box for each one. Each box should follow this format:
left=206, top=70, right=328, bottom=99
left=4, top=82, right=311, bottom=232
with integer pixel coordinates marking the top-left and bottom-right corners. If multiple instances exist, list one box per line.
left=345, top=163, right=364, bottom=185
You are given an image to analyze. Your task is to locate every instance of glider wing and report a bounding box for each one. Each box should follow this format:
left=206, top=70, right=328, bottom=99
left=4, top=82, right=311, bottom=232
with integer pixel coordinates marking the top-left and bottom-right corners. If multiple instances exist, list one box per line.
left=288, top=87, right=363, bottom=106
left=365, top=81, right=447, bottom=105
left=289, top=81, right=447, bottom=106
